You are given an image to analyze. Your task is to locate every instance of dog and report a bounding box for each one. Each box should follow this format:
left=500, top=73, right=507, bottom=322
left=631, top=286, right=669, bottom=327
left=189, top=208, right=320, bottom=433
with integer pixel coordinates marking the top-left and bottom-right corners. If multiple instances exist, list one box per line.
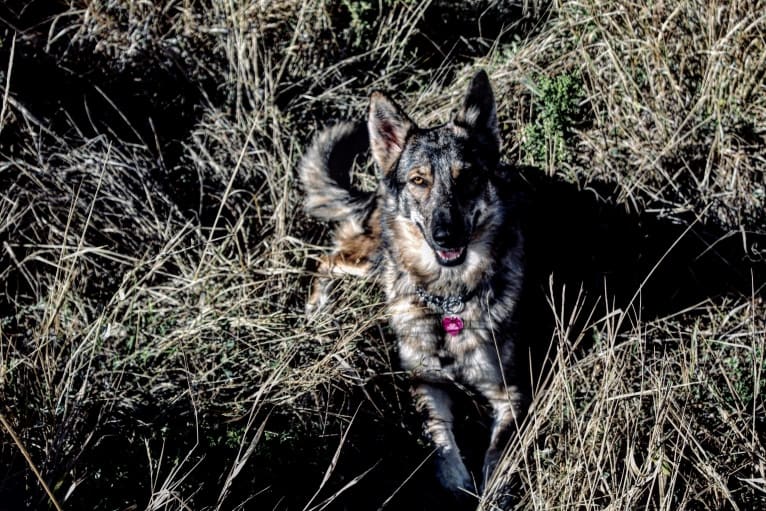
left=299, top=70, right=527, bottom=497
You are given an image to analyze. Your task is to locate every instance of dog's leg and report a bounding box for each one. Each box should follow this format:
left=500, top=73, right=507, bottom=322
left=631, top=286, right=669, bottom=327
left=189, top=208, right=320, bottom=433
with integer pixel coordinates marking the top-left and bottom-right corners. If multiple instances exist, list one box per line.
left=306, top=254, right=335, bottom=316
left=306, top=220, right=379, bottom=317
left=478, top=383, right=521, bottom=491
left=413, top=383, right=474, bottom=496
left=306, top=251, right=372, bottom=316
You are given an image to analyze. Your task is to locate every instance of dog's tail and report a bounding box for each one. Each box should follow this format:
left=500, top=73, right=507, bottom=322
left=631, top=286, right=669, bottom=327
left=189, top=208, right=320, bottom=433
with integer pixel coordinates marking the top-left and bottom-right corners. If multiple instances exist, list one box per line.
left=299, top=122, right=374, bottom=223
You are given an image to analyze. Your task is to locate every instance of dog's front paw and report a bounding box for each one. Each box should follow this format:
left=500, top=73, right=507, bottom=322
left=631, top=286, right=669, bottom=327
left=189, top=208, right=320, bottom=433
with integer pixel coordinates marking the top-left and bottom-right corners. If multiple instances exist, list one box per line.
left=304, top=296, right=322, bottom=318
left=306, top=277, right=334, bottom=319
left=435, top=451, right=475, bottom=498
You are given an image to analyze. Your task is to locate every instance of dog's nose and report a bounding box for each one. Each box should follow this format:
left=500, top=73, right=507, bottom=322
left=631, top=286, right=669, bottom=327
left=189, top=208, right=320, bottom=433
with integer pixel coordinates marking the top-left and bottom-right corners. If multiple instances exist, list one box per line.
left=432, top=225, right=452, bottom=246
left=432, top=208, right=465, bottom=248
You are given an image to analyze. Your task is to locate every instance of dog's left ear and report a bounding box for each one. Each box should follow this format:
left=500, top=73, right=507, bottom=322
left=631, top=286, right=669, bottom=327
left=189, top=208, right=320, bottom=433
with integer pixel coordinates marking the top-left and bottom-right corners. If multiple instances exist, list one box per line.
left=454, top=70, right=501, bottom=153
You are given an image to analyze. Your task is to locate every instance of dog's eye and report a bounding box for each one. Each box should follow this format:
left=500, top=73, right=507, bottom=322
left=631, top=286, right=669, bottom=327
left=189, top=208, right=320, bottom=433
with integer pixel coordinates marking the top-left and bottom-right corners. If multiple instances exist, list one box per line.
left=410, top=176, right=426, bottom=186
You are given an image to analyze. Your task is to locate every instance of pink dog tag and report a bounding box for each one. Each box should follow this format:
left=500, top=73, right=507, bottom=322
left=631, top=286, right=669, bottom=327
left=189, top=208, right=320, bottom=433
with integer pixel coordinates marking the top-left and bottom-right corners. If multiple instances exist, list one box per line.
left=442, top=316, right=464, bottom=336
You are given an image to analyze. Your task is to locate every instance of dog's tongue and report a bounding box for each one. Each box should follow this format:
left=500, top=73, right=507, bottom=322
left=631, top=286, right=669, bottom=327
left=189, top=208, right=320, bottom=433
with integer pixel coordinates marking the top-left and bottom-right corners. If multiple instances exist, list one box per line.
left=438, top=247, right=464, bottom=261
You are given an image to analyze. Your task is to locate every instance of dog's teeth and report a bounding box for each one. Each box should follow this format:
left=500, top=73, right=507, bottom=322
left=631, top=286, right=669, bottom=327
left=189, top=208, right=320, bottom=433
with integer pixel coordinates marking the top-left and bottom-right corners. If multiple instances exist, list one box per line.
left=438, top=247, right=464, bottom=260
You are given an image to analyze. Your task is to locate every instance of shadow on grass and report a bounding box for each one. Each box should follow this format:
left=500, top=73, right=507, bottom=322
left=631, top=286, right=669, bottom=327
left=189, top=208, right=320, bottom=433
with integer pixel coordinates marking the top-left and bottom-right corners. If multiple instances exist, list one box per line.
left=517, top=165, right=765, bottom=368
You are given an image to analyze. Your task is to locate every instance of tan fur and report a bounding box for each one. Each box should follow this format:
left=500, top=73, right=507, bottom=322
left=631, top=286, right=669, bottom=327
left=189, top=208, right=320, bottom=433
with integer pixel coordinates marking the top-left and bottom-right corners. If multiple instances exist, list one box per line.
left=307, top=208, right=381, bottom=315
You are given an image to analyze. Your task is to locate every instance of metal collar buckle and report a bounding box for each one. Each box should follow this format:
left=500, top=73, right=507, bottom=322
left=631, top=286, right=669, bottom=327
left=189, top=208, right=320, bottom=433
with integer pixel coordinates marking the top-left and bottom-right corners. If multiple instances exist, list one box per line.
left=416, top=287, right=466, bottom=315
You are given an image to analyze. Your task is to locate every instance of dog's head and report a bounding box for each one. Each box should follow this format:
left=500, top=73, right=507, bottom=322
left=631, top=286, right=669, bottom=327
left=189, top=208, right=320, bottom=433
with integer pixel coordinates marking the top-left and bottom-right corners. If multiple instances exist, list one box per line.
left=369, top=70, right=503, bottom=269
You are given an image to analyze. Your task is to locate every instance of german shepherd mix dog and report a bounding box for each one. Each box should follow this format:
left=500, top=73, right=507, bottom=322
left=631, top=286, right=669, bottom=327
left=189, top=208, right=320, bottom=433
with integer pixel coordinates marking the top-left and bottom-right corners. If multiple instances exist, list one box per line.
left=300, top=71, right=526, bottom=497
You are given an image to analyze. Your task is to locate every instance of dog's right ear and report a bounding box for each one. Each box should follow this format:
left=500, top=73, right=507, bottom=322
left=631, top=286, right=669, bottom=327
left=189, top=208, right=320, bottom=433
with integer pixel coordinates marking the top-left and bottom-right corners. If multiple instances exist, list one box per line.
left=368, top=91, right=414, bottom=176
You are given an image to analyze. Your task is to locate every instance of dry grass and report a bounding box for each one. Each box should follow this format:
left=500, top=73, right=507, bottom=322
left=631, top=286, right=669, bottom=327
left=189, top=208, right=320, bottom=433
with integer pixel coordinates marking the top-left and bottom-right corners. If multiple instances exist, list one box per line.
left=483, top=297, right=766, bottom=510
left=1, top=0, right=764, bottom=509
left=485, top=0, right=766, bottom=227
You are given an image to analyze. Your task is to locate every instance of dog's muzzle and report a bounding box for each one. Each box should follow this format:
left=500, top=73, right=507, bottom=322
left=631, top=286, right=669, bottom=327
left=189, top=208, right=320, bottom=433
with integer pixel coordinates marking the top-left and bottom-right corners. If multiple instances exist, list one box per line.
left=431, top=208, right=468, bottom=266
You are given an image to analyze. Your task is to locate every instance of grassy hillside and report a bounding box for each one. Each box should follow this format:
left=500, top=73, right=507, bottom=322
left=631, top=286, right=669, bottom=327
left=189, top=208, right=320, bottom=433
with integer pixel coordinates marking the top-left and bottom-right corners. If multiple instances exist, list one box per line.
left=1, top=1, right=764, bottom=509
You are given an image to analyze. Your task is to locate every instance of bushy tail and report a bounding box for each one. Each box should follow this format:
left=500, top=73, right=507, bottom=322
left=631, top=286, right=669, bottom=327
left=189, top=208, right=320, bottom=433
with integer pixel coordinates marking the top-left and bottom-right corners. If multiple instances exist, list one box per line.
left=298, top=122, right=374, bottom=223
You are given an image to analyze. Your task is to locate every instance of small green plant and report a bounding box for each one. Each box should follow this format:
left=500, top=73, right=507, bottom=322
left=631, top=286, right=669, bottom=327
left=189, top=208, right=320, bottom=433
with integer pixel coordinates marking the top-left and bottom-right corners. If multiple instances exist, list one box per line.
left=522, top=72, right=584, bottom=174
left=341, top=0, right=414, bottom=47
left=721, top=344, right=765, bottom=409
left=341, top=0, right=375, bottom=47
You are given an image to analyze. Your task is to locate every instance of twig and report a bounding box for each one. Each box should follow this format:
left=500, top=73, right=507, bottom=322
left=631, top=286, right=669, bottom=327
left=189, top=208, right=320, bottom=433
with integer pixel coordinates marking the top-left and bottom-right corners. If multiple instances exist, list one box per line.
left=0, top=413, right=64, bottom=511
left=0, top=32, right=16, bottom=134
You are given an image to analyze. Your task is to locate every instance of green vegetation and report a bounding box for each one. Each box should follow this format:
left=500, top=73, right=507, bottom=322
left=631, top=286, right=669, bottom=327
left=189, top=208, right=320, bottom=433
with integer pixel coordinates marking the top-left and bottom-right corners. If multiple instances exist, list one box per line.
left=1, top=1, right=764, bottom=509
left=522, top=72, right=584, bottom=173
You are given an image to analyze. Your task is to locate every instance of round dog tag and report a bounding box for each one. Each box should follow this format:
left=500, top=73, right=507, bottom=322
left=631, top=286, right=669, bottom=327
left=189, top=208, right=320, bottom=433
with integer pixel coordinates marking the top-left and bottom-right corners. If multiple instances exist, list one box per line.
left=442, top=316, right=464, bottom=336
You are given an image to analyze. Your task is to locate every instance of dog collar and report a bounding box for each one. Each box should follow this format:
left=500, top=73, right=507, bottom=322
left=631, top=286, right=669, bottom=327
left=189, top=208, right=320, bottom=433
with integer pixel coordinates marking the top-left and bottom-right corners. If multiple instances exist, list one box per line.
left=415, top=287, right=469, bottom=337
left=415, top=287, right=466, bottom=314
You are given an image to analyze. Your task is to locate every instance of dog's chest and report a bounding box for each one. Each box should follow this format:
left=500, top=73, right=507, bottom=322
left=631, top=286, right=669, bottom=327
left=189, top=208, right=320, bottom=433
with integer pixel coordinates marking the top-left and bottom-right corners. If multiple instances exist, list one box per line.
left=389, top=295, right=505, bottom=386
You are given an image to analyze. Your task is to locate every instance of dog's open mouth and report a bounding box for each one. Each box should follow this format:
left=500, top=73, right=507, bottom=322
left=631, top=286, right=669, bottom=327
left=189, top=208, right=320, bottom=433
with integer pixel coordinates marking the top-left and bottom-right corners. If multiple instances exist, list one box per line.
left=435, top=246, right=467, bottom=266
